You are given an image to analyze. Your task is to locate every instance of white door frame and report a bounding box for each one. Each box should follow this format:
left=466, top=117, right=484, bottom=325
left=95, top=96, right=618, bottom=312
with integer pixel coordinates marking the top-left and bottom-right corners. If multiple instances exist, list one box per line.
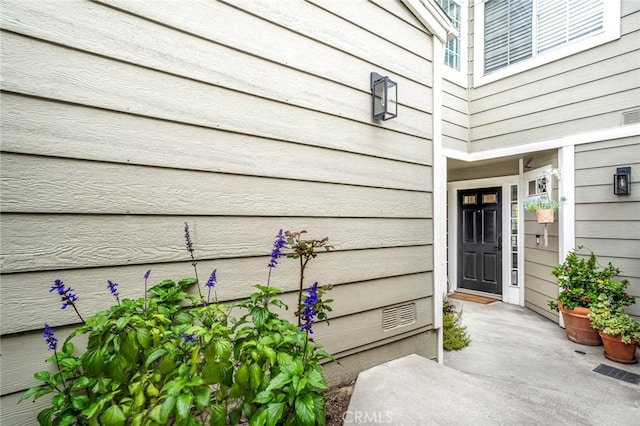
left=447, top=175, right=523, bottom=305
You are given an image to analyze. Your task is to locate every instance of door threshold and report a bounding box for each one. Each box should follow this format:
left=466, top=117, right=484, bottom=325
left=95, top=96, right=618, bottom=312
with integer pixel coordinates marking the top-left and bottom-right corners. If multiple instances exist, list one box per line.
left=453, top=288, right=502, bottom=300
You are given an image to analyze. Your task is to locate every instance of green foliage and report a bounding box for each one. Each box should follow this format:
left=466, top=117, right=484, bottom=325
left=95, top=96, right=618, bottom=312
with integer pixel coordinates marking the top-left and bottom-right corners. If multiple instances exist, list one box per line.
left=442, top=300, right=470, bottom=351
left=588, top=294, right=640, bottom=344
left=523, top=195, right=561, bottom=212
left=548, top=246, right=634, bottom=311
left=20, top=229, right=334, bottom=426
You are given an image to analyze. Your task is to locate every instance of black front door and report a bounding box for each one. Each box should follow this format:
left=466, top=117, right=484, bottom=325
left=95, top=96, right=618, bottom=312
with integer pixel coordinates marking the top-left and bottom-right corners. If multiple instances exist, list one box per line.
left=458, top=187, right=502, bottom=295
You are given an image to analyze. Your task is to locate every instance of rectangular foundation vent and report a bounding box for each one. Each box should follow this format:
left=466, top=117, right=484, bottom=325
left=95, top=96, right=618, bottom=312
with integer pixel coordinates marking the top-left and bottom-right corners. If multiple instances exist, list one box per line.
left=593, top=364, right=640, bottom=385
left=622, top=109, right=640, bottom=126
left=382, top=303, right=416, bottom=331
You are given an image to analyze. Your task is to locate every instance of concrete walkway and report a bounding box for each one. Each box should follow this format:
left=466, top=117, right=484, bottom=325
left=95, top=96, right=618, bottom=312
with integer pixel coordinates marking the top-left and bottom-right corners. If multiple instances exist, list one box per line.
left=346, top=301, right=640, bottom=425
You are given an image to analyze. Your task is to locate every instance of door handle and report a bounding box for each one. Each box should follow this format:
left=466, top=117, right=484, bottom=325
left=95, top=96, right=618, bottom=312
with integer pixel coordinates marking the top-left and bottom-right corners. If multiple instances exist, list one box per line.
left=494, top=236, right=502, bottom=250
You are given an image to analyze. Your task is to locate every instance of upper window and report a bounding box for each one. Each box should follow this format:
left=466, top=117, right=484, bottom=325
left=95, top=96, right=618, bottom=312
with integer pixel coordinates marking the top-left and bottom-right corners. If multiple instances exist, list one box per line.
left=474, top=0, right=620, bottom=86
left=437, top=0, right=468, bottom=86
left=438, top=0, right=462, bottom=70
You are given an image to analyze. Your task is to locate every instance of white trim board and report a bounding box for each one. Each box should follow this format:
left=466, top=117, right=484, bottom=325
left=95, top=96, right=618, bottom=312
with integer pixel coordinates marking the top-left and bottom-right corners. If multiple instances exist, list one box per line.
left=447, top=175, right=522, bottom=306
left=432, top=36, right=447, bottom=365
left=443, top=124, right=640, bottom=163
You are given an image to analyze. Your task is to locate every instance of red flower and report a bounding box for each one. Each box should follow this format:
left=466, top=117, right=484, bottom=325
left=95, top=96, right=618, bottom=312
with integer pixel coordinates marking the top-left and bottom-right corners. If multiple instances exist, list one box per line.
left=564, top=268, right=569, bottom=273
left=584, top=297, right=591, bottom=303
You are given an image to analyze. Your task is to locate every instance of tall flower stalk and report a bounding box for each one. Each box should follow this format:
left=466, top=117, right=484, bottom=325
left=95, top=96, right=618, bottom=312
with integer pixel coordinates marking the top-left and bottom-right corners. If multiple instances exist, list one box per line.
left=143, top=269, right=151, bottom=309
left=286, top=231, right=332, bottom=326
left=42, top=323, right=63, bottom=391
left=267, top=229, right=286, bottom=287
left=184, top=222, right=203, bottom=298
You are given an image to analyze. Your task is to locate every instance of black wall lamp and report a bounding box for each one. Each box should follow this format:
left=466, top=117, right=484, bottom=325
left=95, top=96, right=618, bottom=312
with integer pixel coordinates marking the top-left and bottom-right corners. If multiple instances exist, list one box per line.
left=371, top=72, right=397, bottom=121
left=613, top=167, right=631, bottom=195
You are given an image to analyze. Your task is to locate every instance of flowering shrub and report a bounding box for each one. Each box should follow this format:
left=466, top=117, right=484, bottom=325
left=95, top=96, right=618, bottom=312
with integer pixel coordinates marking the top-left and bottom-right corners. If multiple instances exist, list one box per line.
left=20, top=227, right=334, bottom=426
left=548, top=247, right=634, bottom=311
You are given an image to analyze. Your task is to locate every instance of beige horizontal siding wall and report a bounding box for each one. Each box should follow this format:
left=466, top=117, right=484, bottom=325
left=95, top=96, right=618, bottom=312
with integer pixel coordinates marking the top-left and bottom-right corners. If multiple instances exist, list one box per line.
left=441, top=0, right=472, bottom=153
left=523, top=152, right=560, bottom=322
left=469, top=1, right=640, bottom=152
left=575, top=137, right=640, bottom=320
left=442, top=80, right=469, bottom=152
left=0, top=0, right=435, bottom=423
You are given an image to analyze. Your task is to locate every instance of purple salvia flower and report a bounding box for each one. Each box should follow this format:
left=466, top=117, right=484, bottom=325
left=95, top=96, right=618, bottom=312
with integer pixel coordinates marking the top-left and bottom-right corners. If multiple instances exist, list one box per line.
left=268, top=229, right=286, bottom=269
left=205, top=269, right=217, bottom=288
left=43, top=323, right=58, bottom=351
left=204, top=268, right=217, bottom=304
left=49, top=279, right=78, bottom=310
left=179, top=332, right=197, bottom=343
left=107, top=280, right=121, bottom=305
left=49, top=279, right=85, bottom=323
left=144, top=270, right=151, bottom=280
left=300, top=282, right=319, bottom=334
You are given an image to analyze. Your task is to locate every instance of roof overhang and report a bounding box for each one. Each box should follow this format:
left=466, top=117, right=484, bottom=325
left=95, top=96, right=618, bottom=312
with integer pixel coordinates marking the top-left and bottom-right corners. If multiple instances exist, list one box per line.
left=401, top=0, right=458, bottom=42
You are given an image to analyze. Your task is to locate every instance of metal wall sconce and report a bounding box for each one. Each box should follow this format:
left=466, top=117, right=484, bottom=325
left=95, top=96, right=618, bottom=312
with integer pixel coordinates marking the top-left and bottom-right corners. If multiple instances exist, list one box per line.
left=371, top=72, right=397, bottom=121
left=613, top=166, right=631, bottom=195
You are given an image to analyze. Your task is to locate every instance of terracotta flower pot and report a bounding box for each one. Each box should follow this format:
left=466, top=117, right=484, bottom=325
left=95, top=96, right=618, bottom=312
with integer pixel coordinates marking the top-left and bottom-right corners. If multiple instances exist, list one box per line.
left=599, top=331, right=638, bottom=364
left=535, top=209, right=554, bottom=224
left=558, top=303, right=602, bottom=346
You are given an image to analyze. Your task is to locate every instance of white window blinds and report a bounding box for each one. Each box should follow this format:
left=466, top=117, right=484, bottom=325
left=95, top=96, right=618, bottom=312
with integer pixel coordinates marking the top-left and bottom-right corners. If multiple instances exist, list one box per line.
left=538, top=0, right=604, bottom=53
left=484, top=0, right=604, bottom=74
left=484, top=0, right=533, bottom=74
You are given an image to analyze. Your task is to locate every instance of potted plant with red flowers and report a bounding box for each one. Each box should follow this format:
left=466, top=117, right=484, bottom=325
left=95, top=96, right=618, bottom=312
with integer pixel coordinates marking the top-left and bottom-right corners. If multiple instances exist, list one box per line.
left=549, top=247, right=634, bottom=346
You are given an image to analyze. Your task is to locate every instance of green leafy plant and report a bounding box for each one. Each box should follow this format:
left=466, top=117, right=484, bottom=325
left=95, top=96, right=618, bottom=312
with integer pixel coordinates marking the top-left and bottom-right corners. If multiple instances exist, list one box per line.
left=548, top=246, right=634, bottom=311
left=523, top=195, right=565, bottom=212
left=588, top=294, right=640, bottom=344
left=442, top=297, right=470, bottom=351
left=20, top=227, right=334, bottom=426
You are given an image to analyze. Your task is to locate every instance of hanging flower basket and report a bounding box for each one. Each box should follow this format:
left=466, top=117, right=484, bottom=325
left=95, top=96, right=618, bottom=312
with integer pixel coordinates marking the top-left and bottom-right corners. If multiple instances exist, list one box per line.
left=535, top=208, right=554, bottom=224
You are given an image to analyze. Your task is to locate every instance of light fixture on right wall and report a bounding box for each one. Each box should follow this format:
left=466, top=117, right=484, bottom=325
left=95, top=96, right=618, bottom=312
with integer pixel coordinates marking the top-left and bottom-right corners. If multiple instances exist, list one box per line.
left=613, top=166, right=631, bottom=195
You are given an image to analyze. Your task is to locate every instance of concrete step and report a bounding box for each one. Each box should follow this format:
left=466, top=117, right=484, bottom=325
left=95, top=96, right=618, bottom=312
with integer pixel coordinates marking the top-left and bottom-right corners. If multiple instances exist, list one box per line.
left=346, top=353, right=557, bottom=425
left=346, top=300, right=640, bottom=425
